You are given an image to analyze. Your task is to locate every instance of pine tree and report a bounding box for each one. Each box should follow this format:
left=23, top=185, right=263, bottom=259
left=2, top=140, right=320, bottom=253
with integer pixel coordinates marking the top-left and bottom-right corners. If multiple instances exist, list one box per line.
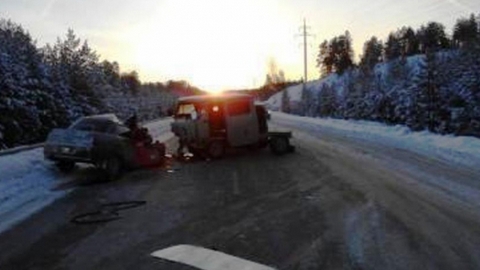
left=317, top=84, right=337, bottom=117
left=44, top=29, right=109, bottom=116
left=451, top=44, right=480, bottom=135
left=335, top=31, right=355, bottom=75
left=360, top=36, right=383, bottom=73
left=281, top=89, right=291, bottom=113
left=0, top=19, right=52, bottom=146
left=316, top=40, right=333, bottom=76
left=121, top=71, right=141, bottom=95
left=424, top=50, right=442, bottom=131
left=384, top=32, right=402, bottom=61
left=417, top=22, right=450, bottom=52
left=407, top=61, right=427, bottom=130
left=401, top=27, right=420, bottom=56
left=101, top=60, right=121, bottom=87
left=453, top=14, right=479, bottom=49
left=407, top=51, right=441, bottom=131
left=316, top=32, right=354, bottom=77
left=300, top=85, right=315, bottom=116
left=342, top=71, right=366, bottom=119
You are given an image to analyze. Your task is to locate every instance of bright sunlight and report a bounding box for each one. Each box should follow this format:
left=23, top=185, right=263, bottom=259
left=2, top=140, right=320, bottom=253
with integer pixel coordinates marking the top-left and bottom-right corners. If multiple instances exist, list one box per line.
left=132, top=0, right=299, bottom=92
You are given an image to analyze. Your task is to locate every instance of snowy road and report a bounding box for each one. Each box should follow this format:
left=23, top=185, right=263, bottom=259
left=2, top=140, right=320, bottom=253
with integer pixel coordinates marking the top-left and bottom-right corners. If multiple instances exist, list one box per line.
left=270, top=112, right=480, bottom=269
left=1, top=113, right=480, bottom=269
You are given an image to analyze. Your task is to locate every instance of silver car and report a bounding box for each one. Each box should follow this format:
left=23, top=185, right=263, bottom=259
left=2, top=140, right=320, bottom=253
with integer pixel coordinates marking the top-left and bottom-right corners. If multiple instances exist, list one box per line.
left=44, top=114, right=135, bottom=178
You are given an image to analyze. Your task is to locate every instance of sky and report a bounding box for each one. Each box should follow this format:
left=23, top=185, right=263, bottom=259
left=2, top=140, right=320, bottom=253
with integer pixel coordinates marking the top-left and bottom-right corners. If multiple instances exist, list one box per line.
left=1, top=0, right=479, bottom=92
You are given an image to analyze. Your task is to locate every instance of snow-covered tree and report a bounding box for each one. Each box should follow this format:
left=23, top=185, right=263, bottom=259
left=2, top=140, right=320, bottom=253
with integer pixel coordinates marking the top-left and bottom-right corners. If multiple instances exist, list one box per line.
left=406, top=51, right=443, bottom=131
left=0, top=19, right=191, bottom=148
left=300, top=85, right=315, bottom=116
left=0, top=19, right=61, bottom=147
left=317, top=84, right=338, bottom=117
left=281, top=89, right=291, bottom=113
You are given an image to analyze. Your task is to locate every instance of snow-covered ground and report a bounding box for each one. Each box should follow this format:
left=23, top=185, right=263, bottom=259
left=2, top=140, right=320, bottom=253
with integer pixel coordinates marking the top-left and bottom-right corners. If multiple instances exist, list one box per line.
left=272, top=112, right=480, bottom=168
left=0, top=118, right=173, bottom=235
left=0, top=148, right=64, bottom=234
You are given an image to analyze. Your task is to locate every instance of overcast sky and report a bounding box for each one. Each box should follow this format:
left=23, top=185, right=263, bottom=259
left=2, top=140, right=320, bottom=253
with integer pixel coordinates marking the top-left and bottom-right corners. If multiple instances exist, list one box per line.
left=1, top=0, right=479, bottom=91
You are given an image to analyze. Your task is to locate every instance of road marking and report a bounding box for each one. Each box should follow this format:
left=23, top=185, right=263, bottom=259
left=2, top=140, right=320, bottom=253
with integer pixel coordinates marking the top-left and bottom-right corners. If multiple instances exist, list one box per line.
left=151, top=245, right=276, bottom=270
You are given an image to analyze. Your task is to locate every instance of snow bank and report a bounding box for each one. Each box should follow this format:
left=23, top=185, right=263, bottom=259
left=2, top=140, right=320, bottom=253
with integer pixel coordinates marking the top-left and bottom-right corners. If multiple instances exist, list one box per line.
left=273, top=112, right=480, bottom=167
left=0, top=148, right=65, bottom=234
left=0, top=118, right=174, bottom=235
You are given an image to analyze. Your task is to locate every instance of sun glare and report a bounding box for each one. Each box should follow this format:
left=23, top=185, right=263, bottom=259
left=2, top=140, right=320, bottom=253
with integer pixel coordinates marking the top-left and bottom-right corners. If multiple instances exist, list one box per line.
left=131, top=0, right=298, bottom=93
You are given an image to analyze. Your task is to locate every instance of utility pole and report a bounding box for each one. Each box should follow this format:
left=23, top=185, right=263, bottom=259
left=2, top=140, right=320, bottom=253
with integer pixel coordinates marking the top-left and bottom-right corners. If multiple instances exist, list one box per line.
left=302, top=18, right=308, bottom=84
left=297, top=18, right=314, bottom=83
left=297, top=18, right=313, bottom=115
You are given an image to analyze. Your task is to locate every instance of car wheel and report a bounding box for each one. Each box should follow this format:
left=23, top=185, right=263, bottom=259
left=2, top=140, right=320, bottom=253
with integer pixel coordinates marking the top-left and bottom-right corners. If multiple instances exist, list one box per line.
left=56, top=161, right=75, bottom=173
left=207, top=140, right=225, bottom=159
left=105, top=156, right=122, bottom=180
left=269, top=137, right=289, bottom=155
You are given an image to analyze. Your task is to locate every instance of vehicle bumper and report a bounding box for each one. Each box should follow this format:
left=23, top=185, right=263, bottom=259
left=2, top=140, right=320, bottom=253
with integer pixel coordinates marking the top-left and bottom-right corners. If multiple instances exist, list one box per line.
left=44, top=145, right=92, bottom=163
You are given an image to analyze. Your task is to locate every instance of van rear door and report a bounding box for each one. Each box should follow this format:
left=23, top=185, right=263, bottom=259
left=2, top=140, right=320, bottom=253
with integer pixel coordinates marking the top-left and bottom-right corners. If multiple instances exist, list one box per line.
left=225, top=99, right=259, bottom=147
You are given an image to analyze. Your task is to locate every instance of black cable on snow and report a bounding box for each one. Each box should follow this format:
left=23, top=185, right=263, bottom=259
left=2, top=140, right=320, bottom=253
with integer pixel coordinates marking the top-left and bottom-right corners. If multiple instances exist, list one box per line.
left=71, top=200, right=146, bottom=225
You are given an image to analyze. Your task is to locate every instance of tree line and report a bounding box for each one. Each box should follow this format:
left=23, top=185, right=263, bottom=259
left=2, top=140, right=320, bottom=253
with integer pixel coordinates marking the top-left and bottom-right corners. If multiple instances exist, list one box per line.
left=317, top=14, right=479, bottom=76
left=0, top=19, right=201, bottom=149
left=302, top=13, right=480, bottom=137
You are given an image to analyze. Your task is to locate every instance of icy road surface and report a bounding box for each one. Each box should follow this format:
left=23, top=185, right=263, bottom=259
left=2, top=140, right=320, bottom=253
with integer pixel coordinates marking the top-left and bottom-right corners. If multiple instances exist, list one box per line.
left=0, top=118, right=173, bottom=235
left=1, top=113, right=480, bottom=269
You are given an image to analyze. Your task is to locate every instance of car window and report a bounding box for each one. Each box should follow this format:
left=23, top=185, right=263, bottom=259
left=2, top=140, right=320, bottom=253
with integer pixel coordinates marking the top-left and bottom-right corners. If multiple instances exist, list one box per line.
left=176, top=103, right=199, bottom=119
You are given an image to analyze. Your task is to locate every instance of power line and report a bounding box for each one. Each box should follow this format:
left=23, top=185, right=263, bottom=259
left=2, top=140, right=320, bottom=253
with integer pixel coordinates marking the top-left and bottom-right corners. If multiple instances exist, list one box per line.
left=297, top=18, right=313, bottom=83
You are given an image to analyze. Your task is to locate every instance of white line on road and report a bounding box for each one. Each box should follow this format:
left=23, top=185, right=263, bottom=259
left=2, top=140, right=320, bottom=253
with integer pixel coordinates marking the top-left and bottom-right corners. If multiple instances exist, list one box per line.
left=151, top=245, right=276, bottom=270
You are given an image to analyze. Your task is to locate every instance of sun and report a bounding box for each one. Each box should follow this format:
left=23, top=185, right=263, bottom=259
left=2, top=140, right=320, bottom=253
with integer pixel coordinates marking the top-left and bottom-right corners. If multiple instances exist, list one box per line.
left=130, top=0, right=299, bottom=93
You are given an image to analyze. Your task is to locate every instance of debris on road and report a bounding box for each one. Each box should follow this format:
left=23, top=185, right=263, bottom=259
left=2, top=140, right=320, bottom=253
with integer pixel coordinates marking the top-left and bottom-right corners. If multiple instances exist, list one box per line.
left=71, top=201, right=146, bottom=225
